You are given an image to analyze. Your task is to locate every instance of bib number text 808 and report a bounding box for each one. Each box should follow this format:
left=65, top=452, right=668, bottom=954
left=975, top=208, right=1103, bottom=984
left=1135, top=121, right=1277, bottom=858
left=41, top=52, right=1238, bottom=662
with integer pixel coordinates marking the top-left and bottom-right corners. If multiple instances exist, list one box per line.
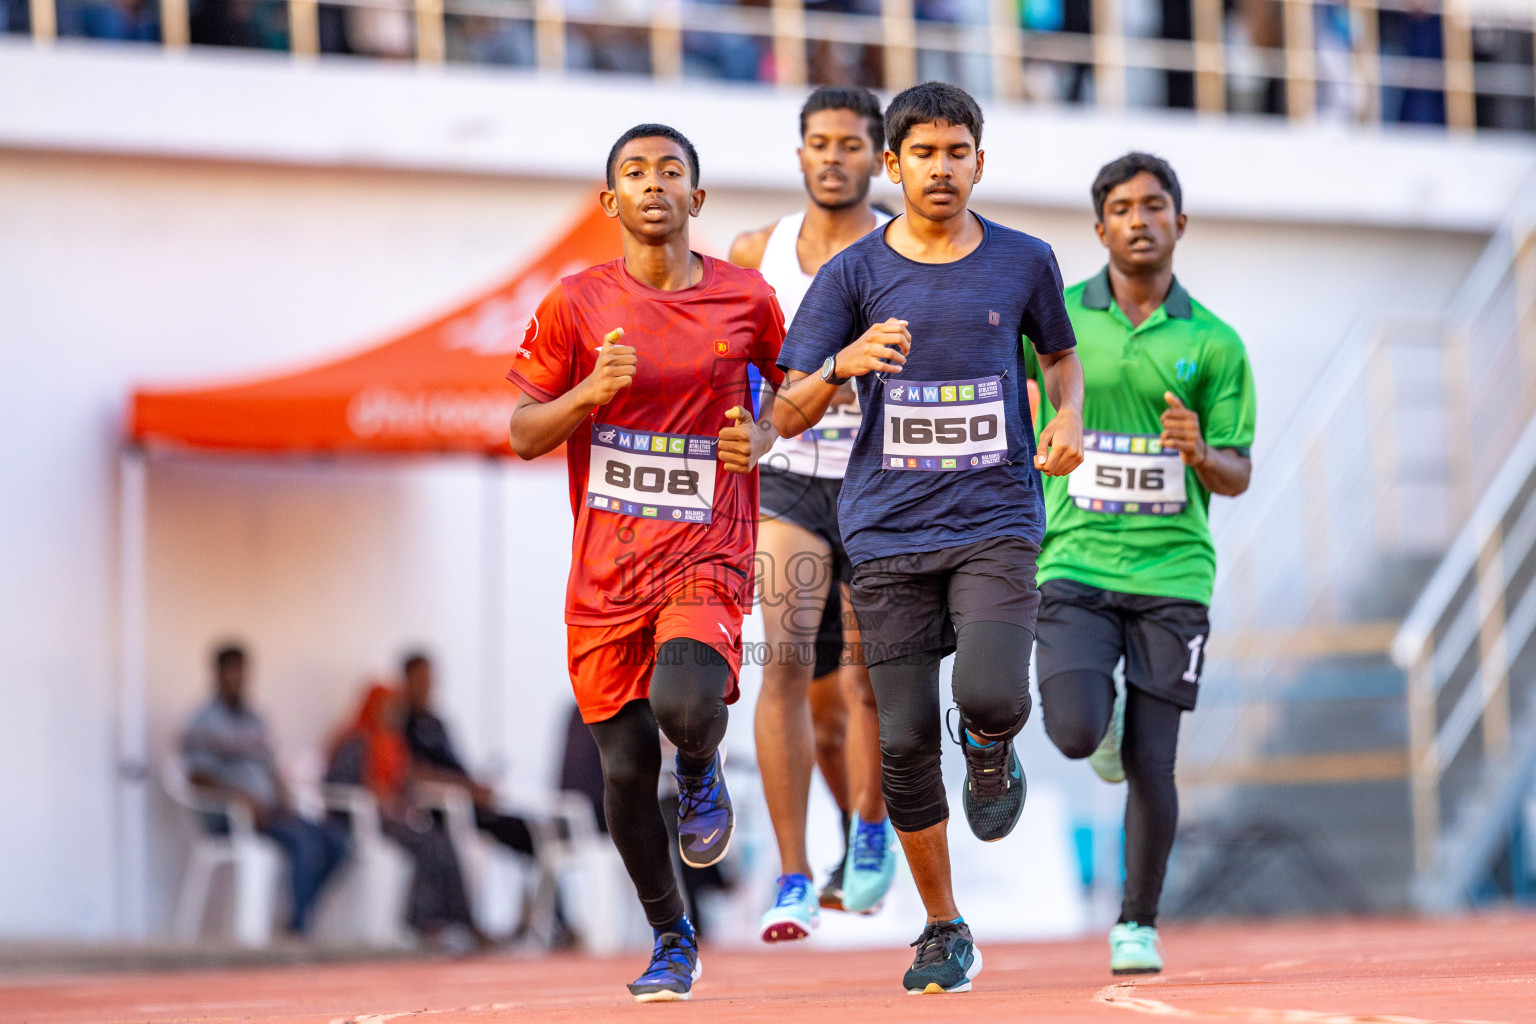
left=604, top=461, right=700, bottom=496
left=888, top=414, right=999, bottom=446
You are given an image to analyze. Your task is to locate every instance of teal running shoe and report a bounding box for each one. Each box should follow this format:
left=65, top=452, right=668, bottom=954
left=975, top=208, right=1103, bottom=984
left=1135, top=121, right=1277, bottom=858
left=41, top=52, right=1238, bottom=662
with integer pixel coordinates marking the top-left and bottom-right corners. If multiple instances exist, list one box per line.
left=903, top=919, right=982, bottom=994
left=1089, top=685, right=1126, bottom=784
left=842, top=813, right=897, bottom=913
left=627, top=922, right=701, bottom=1002
left=675, top=751, right=733, bottom=869
left=959, top=729, right=1026, bottom=842
left=760, top=872, right=819, bottom=942
left=1109, top=922, right=1163, bottom=975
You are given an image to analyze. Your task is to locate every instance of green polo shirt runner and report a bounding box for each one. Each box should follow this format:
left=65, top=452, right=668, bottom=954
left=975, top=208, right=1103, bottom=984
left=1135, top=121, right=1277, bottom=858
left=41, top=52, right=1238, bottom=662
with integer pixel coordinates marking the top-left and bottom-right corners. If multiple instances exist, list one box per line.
left=1024, top=266, right=1256, bottom=605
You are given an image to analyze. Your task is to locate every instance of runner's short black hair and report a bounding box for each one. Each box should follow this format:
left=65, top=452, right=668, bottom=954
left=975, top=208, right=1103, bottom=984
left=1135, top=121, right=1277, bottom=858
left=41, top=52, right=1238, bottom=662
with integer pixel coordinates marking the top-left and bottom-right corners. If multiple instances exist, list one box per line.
left=606, top=123, right=700, bottom=190
left=213, top=643, right=246, bottom=670
left=800, top=85, right=885, bottom=150
left=401, top=650, right=431, bottom=674
left=1091, top=152, right=1182, bottom=222
left=884, top=82, right=983, bottom=154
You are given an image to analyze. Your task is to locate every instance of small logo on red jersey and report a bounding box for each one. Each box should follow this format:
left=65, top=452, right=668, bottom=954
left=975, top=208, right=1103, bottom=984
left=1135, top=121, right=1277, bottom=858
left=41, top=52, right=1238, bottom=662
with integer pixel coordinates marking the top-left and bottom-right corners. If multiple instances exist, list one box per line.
left=988, top=310, right=1000, bottom=326
left=714, top=339, right=729, bottom=355
left=514, top=315, right=538, bottom=358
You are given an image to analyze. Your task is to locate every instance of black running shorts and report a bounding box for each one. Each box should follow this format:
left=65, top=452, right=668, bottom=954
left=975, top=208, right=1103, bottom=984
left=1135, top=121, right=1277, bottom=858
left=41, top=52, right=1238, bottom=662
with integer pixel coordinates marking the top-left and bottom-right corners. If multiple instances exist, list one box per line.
left=759, top=466, right=854, bottom=584
left=1035, top=579, right=1210, bottom=710
left=850, top=536, right=1042, bottom=666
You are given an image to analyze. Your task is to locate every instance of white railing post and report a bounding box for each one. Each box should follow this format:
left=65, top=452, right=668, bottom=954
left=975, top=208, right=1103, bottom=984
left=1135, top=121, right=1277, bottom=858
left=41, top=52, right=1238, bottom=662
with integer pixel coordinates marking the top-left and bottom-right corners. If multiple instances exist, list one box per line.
left=1407, top=653, right=1439, bottom=877
left=1192, top=0, right=1224, bottom=114
left=988, top=0, right=1023, bottom=103
left=416, top=0, right=447, bottom=63
left=28, top=0, right=55, bottom=42
left=1282, top=0, right=1315, bottom=121
left=289, top=0, right=320, bottom=56
left=882, top=0, right=917, bottom=94
left=536, top=0, right=566, bottom=73
left=772, top=0, right=807, bottom=87
left=1090, top=0, right=1125, bottom=110
left=651, top=0, right=683, bottom=81
left=1475, top=529, right=1511, bottom=760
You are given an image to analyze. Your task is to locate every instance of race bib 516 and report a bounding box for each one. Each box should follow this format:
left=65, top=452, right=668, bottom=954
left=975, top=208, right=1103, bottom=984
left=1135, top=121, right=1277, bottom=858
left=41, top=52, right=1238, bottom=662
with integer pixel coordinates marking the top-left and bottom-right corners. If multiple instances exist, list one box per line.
left=1068, top=430, right=1187, bottom=515
left=882, top=376, right=1008, bottom=472
left=586, top=423, right=718, bottom=524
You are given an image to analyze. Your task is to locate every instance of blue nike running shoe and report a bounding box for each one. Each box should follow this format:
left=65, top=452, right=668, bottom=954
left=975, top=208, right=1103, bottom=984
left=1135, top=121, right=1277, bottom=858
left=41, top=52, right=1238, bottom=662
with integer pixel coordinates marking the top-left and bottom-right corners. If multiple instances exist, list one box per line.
left=675, top=750, right=733, bottom=869
left=627, top=921, right=701, bottom=1002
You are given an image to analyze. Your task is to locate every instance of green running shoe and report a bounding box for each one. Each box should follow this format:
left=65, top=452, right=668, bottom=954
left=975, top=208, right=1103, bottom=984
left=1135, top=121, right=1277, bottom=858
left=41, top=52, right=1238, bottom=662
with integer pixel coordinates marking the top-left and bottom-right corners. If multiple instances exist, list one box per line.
left=1089, top=684, right=1126, bottom=784
left=903, top=919, right=982, bottom=994
left=1109, top=922, right=1163, bottom=975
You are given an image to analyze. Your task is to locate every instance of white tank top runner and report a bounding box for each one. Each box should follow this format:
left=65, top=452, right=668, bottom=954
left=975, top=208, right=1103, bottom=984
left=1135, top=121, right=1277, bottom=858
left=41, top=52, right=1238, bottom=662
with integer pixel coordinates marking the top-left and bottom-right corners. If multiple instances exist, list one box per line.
left=759, top=208, right=889, bottom=480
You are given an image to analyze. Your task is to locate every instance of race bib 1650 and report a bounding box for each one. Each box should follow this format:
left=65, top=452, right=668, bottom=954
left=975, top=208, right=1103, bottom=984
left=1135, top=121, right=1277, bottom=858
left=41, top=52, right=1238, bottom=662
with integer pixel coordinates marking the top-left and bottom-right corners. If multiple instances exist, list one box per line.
left=882, top=376, right=1008, bottom=472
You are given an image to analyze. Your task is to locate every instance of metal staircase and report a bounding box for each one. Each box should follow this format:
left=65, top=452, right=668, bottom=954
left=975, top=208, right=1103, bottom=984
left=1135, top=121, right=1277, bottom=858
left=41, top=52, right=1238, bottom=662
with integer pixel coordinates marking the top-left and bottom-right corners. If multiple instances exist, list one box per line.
left=1167, top=171, right=1536, bottom=913
left=1395, top=416, right=1536, bottom=911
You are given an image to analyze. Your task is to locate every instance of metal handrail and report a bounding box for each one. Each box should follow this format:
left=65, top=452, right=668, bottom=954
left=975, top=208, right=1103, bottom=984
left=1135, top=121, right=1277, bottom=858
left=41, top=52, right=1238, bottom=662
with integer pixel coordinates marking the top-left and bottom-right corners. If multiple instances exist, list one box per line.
left=1185, top=171, right=1536, bottom=781
left=18, top=0, right=1536, bottom=121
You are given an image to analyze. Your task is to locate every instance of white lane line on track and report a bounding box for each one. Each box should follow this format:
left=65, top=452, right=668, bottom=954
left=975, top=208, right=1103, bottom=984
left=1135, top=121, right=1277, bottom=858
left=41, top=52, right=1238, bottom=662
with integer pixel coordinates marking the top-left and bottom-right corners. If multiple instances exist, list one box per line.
left=331, top=1001, right=527, bottom=1023
left=1094, top=980, right=1508, bottom=1024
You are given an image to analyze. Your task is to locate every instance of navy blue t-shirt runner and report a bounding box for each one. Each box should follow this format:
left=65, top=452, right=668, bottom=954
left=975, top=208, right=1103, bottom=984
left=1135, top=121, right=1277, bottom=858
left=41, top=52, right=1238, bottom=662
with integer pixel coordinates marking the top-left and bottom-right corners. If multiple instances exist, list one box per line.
left=777, top=213, right=1078, bottom=566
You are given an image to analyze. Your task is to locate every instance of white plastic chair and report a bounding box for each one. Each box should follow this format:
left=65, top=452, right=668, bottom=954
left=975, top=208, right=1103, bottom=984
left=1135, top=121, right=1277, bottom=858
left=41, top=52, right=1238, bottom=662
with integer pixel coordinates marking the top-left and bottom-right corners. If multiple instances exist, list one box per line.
left=535, top=791, right=647, bottom=954
left=313, top=783, right=414, bottom=949
left=160, top=754, right=283, bottom=948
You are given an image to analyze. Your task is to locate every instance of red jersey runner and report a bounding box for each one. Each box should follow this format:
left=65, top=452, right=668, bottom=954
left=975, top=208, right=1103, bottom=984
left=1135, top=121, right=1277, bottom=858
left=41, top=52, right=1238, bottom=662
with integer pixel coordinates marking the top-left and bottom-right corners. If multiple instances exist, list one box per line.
left=507, top=254, right=786, bottom=628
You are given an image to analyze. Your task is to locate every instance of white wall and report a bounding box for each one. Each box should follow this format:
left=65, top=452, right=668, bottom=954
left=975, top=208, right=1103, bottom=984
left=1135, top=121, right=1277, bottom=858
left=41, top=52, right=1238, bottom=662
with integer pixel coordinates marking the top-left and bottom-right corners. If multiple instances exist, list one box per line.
left=0, top=42, right=1525, bottom=940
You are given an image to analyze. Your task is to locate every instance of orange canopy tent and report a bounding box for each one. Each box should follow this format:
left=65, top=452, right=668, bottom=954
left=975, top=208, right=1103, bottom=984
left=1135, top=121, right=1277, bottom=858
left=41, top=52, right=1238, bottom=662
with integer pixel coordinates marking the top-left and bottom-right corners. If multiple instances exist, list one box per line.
left=112, top=199, right=622, bottom=938
left=130, top=199, right=622, bottom=456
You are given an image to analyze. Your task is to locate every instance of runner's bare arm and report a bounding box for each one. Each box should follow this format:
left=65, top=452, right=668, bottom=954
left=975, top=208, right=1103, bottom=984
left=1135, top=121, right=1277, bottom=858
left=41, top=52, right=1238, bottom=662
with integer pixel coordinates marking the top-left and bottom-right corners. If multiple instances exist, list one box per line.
left=771, top=319, right=910, bottom=438
left=1160, top=392, right=1251, bottom=495
left=728, top=227, right=773, bottom=270
left=508, top=329, right=636, bottom=459
left=1034, top=348, right=1084, bottom=477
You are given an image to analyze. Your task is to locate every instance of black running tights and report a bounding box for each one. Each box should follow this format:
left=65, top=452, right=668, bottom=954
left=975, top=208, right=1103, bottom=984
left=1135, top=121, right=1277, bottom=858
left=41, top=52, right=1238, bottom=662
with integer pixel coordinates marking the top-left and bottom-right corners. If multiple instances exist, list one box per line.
left=1038, top=673, right=1183, bottom=926
left=586, top=638, right=731, bottom=931
left=866, top=621, right=1034, bottom=833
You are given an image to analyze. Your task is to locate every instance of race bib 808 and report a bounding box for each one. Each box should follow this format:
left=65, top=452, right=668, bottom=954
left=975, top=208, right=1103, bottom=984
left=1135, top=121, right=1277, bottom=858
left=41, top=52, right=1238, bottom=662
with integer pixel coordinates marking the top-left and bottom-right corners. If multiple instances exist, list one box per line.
left=882, top=376, right=1009, bottom=472
left=1068, top=430, right=1187, bottom=515
left=586, top=423, right=718, bottom=524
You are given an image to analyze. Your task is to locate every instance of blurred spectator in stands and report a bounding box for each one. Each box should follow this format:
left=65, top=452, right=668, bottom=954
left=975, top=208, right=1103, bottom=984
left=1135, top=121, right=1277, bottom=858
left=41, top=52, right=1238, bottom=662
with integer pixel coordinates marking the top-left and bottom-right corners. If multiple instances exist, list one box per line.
left=0, top=0, right=28, bottom=33
left=401, top=652, right=541, bottom=865
left=447, top=14, right=534, bottom=66
left=181, top=644, right=348, bottom=935
left=1227, top=0, right=1283, bottom=115
left=1312, top=3, right=1359, bottom=122
left=326, top=683, right=491, bottom=952
left=1472, top=26, right=1535, bottom=132
left=344, top=3, right=414, bottom=57
left=804, top=0, right=881, bottom=88
left=915, top=0, right=988, bottom=95
left=56, top=0, right=157, bottom=39
left=188, top=0, right=286, bottom=48
left=1380, top=0, right=1444, bottom=125
left=683, top=0, right=767, bottom=83
left=565, top=0, right=649, bottom=74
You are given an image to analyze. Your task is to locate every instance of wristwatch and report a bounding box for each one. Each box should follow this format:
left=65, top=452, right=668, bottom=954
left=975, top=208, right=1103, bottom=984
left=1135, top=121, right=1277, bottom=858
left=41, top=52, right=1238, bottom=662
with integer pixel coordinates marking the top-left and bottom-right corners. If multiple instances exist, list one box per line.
left=820, top=355, right=851, bottom=386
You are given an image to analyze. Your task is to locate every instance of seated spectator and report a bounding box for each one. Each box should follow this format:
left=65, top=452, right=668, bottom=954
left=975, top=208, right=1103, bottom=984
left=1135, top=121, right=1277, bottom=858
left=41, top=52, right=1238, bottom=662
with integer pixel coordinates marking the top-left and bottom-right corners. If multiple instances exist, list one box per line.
left=56, top=0, right=157, bottom=40
left=181, top=644, right=348, bottom=935
left=326, top=683, right=490, bottom=952
left=401, top=652, right=539, bottom=862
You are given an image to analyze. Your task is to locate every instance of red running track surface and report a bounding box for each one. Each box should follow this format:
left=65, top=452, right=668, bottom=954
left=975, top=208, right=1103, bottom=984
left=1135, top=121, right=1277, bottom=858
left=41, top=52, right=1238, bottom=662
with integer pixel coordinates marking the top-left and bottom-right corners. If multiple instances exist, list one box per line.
left=5, top=916, right=1534, bottom=1024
